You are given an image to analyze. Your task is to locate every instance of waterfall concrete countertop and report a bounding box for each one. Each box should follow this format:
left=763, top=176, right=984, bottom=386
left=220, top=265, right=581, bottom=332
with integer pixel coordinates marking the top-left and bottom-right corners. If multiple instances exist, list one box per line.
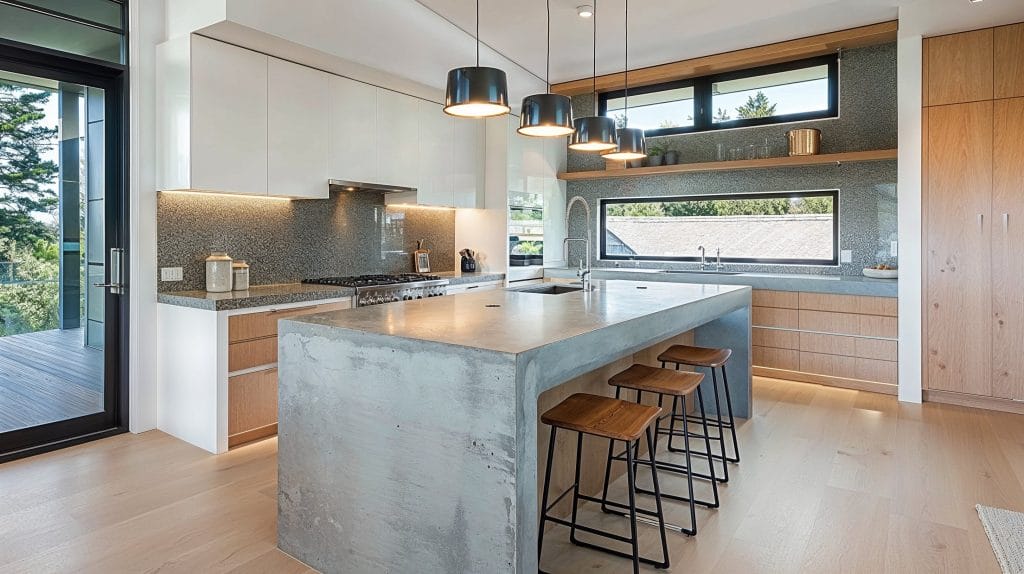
left=277, top=280, right=752, bottom=573
left=544, top=267, right=898, bottom=297
left=156, top=271, right=505, bottom=311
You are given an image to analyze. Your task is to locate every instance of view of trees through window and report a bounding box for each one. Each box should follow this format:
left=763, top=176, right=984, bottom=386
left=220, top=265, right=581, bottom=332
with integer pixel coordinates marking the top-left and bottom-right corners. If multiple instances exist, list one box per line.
left=602, top=193, right=837, bottom=264
left=0, top=81, right=62, bottom=336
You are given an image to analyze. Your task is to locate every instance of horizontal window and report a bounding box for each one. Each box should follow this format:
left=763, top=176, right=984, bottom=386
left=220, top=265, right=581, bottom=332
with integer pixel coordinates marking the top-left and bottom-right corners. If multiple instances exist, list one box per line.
left=599, top=55, right=838, bottom=137
left=600, top=190, right=839, bottom=265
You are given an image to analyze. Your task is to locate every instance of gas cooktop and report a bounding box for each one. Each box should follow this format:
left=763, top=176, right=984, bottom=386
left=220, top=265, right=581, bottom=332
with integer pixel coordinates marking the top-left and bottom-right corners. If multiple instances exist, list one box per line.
left=302, top=273, right=443, bottom=288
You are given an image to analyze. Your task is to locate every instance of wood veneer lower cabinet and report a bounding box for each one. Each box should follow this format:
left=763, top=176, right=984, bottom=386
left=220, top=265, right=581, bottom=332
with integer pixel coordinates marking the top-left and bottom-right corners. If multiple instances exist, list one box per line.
left=751, top=290, right=898, bottom=394
left=228, top=369, right=278, bottom=447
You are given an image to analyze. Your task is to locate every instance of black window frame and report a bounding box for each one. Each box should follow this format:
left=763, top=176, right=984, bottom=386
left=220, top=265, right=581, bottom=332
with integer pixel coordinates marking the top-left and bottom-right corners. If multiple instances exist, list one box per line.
left=599, top=190, right=840, bottom=266
left=598, top=54, right=839, bottom=138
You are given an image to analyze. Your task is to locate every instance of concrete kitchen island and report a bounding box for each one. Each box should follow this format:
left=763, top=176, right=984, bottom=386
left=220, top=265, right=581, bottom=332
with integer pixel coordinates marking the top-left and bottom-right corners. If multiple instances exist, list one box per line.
left=276, top=280, right=751, bottom=573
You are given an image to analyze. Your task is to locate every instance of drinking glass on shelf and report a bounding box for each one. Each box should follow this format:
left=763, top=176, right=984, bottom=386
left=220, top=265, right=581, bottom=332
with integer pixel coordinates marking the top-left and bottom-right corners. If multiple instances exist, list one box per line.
left=716, top=143, right=726, bottom=162
left=729, top=147, right=745, bottom=161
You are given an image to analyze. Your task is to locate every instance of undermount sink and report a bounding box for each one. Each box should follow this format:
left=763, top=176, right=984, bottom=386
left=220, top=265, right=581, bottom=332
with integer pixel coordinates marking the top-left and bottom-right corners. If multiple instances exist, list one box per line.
left=510, top=284, right=584, bottom=295
left=660, top=270, right=744, bottom=276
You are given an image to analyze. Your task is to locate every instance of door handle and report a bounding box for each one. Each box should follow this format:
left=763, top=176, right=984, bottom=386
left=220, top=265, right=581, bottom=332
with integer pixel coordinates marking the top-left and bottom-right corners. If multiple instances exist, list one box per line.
left=978, top=213, right=984, bottom=229
left=1004, top=213, right=1009, bottom=233
left=93, top=247, right=124, bottom=295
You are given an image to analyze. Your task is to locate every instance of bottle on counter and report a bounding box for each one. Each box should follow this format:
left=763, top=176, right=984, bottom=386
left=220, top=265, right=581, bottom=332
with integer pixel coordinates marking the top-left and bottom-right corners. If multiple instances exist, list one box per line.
left=205, top=252, right=233, bottom=292
left=232, top=260, right=250, bottom=291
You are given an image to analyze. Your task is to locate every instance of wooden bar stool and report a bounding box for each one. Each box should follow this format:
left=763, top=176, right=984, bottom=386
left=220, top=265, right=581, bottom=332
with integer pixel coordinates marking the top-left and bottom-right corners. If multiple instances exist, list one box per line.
left=604, top=364, right=719, bottom=536
left=658, top=344, right=741, bottom=483
left=538, top=393, right=670, bottom=574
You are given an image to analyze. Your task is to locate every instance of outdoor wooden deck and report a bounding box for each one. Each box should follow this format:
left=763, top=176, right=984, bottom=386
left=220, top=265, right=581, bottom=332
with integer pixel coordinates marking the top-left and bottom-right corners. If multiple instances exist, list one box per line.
left=0, top=328, right=103, bottom=434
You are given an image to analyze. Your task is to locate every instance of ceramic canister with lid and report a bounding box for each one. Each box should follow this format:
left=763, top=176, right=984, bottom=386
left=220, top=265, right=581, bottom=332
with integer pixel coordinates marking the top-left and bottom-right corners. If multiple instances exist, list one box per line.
left=205, top=252, right=233, bottom=292
left=232, top=260, right=250, bottom=291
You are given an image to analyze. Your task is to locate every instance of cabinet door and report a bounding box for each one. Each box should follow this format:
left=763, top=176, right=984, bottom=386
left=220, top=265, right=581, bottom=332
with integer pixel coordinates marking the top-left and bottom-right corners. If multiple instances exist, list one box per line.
left=416, top=100, right=454, bottom=206
left=926, top=29, right=994, bottom=106
left=995, top=23, right=1024, bottom=99
left=925, top=102, right=993, bottom=395
left=506, top=118, right=524, bottom=193
left=190, top=36, right=268, bottom=195
left=452, top=119, right=484, bottom=208
left=268, top=58, right=329, bottom=199
left=328, top=75, right=378, bottom=183
left=377, top=89, right=418, bottom=189
left=992, top=98, right=1024, bottom=400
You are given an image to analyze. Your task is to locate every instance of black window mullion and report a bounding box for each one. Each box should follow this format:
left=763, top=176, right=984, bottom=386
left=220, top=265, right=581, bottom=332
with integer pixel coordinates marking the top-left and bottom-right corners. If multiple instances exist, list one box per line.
left=692, top=76, right=711, bottom=131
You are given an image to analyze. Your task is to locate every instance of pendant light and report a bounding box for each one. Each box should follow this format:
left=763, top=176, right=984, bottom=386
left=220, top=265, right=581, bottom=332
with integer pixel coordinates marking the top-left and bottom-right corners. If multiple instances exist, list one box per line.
left=568, top=0, right=618, bottom=152
left=518, top=0, right=575, bottom=137
left=602, top=0, right=646, bottom=161
left=444, top=0, right=511, bottom=118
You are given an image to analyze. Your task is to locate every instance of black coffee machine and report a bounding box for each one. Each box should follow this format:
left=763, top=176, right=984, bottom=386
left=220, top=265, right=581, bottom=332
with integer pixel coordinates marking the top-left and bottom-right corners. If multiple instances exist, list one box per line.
left=459, top=249, right=477, bottom=272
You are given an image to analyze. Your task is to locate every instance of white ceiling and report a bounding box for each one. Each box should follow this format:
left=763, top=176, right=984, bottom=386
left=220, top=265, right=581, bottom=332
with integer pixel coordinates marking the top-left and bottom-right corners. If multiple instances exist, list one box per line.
left=220, top=0, right=1024, bottom=106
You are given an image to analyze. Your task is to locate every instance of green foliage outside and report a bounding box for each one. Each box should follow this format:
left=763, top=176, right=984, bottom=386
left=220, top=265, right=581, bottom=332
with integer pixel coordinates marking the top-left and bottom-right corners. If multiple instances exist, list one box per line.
left=606, top=196, right=833, bottom=218
left=512, top=241, right=542, bottom=255
left=735, top=91, right=777, bottom=119
left=0, top=81, right=61, bottom=336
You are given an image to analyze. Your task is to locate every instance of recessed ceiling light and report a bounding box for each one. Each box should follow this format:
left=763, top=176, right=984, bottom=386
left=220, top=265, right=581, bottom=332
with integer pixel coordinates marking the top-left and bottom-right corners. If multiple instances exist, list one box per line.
left=577, top=4, right=594, bottom=18
left=969, top=0, right=983, bottom=3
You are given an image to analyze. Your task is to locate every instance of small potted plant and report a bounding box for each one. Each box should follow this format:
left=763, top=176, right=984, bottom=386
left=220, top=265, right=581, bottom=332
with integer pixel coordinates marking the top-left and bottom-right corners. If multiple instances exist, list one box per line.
left=510, top=241, right=543, bottom=266
left=647, top=144, right=666, bottom=167
left=663, top=146, right=680, bottom=165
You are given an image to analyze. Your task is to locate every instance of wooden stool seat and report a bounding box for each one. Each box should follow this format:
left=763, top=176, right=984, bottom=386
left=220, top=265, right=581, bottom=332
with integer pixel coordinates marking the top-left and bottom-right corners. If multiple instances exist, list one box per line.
left=658, top=344, right=732, bottom=368
left=541, top=393, right=661, bottom=442
left=608, top=364, right=704, bottom=397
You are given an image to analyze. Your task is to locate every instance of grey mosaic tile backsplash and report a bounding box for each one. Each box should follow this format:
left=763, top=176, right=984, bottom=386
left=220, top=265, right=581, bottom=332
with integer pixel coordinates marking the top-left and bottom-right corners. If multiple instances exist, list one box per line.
left=565, top=42, right=898, bottom=276
left=157, top=191, right=455, bottom=291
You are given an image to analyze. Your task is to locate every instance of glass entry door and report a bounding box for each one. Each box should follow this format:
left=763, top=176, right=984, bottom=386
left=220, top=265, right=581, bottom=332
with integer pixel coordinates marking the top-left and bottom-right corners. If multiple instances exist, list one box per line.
left=0, top=46, right=126, bottom=461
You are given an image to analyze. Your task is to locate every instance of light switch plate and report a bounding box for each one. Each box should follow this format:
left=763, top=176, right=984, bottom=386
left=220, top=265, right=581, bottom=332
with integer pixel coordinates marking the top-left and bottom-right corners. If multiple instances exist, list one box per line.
left=890, top=241, right=898, bottom=257
left=161, top=267, right=183, bottom=281
left=840, top=250, right=853, bottom=263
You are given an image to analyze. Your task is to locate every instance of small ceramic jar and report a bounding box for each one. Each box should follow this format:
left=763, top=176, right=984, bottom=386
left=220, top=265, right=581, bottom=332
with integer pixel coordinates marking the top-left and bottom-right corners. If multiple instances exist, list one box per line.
left=205, top=252, right=233, bottom=293
left=232, top=260, right=250, bottom=291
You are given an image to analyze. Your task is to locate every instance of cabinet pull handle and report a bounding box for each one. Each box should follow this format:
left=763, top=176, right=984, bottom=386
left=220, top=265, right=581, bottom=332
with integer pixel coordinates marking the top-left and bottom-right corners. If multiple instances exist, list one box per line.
left=978, top=213, right=984, bottom=230
left=1004, top=213, right=1010, bottom=233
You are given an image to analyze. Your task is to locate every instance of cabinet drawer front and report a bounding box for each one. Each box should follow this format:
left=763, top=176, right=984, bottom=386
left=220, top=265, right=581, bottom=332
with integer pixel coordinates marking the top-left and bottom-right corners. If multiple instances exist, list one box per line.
left=752, top=290, right=799, bottom=309
left=229, top=301, right=350, bottom=342
left=753, top=307, right=800, bottom=329
left=799, top=293, right=897, bottom=317
left=229, top=337, right=278, bottom=372
left=855, top=358, right=898, bottom=385
left=800, top=351, right=858, bottom=379
left=753, top=346, right=800, bottom=371
left=753, top=327, right=800, bottom=350
left=799, top=310, right=860, bottom=336
left=799, top=332, right=856, bottom=356
left=855, top=338, right=898, bottom=362
left=859, top=315, right=898, bottom=339
left=228, top=368, right=278, bottom=436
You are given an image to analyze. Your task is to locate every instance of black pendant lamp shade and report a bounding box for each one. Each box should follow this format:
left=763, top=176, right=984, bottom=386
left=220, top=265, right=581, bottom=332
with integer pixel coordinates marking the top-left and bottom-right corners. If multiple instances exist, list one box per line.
left=519, top=94, right=574, bottom=137
left=603, top=127, right=646, bottom=160
left=444, top=66, right=510, bottom=118
left=518, top=0, right=575, bottom=137
left=568, top=0, right=618, bottom=152
left=601, top=0, right=645, bottom=160
left=570, top=116, right=619, bottom=151
left=443, top=0, right=510, bottom=118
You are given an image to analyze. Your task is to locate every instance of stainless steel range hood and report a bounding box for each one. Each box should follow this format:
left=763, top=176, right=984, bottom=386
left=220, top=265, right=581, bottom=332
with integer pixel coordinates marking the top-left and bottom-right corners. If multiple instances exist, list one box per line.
left=328, top=179, right=417, bottom=194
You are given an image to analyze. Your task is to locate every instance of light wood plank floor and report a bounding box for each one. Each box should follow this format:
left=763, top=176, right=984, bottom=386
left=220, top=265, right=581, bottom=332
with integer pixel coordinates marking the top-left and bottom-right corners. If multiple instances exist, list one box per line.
left=1, top=377, right=1022, bottom=573
left=0, top=328, right=104, bottom=434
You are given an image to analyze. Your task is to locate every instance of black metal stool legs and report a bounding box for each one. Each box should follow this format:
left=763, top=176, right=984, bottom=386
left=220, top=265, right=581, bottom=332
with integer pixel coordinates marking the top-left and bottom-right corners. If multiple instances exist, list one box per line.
left=539, top=427, right=670, bottom=573
left=719, top=366, right=741, bottom=463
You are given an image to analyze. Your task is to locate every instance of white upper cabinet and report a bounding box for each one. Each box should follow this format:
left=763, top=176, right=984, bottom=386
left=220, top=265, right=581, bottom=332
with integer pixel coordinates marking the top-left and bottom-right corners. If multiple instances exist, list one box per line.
left=268, top=58, right=329, bottom=199
left=415, top=101, right=454, bottom=207
left=376, top=89, right=418, bottom=189
left=452, top=119, right=485, bottom=208
left=158, top=35, right=269, bottom=195
left=328, top=76, right=378, bottom=184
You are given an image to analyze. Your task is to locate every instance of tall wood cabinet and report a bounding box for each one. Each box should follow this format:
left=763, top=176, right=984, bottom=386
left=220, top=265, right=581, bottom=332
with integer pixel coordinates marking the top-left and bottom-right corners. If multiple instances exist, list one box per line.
left=924, top=23, right=1024, bottom=407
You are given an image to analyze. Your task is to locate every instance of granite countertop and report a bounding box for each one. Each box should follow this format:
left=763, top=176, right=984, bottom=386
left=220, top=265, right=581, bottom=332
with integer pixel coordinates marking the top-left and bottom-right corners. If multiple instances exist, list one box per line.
left=157, top=271, right=507, bottom=311
left=285, top=279, right=749, bottom=355
left=543, top=267, right=898, bottom=297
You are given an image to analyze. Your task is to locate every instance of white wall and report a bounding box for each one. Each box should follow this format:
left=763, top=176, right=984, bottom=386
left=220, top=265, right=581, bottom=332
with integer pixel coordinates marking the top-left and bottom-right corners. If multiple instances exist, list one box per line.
left=128, top=0, right=166, bottom=432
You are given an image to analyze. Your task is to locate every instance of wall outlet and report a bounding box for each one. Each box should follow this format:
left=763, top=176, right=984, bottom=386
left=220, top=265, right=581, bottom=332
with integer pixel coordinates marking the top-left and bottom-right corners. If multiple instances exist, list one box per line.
left=840, top=250, right=853, bottom=264
left=161, top=267, right=184, bottom=281
left=890, top=241, right=898, bottom=257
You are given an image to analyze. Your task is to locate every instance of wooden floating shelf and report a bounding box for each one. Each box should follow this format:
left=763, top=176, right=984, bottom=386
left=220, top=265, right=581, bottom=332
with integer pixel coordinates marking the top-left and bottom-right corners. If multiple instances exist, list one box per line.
left=557, top=149, right=899, bottom=182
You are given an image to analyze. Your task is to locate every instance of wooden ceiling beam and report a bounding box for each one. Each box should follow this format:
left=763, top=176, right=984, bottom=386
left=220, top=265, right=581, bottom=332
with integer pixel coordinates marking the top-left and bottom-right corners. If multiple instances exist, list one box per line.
left=550, top=20, right=899, bottom=96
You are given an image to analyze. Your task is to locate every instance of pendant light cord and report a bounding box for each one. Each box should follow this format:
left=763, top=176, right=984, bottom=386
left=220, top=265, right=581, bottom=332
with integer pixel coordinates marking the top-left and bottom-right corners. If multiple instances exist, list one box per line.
left=545, top=0, right=551, bottom=92
left=476, top=0, right=480, bottom=67
left=592, top=0, right=598, bottom=114
left=624, top=0, right=629, bottom=125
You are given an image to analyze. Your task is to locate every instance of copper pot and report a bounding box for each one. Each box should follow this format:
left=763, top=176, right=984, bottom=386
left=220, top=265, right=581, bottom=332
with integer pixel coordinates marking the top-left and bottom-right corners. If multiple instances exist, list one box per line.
left=787, top=128, right=821, bottom=156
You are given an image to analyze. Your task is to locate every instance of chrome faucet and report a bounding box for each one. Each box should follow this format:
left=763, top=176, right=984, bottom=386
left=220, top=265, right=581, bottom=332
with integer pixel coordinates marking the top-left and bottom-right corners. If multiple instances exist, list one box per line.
left=716, top=248, right=724, bottom=271
left=564, top=239, right=593, bottom=291
left=698, top=245, right=707, bottom=271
